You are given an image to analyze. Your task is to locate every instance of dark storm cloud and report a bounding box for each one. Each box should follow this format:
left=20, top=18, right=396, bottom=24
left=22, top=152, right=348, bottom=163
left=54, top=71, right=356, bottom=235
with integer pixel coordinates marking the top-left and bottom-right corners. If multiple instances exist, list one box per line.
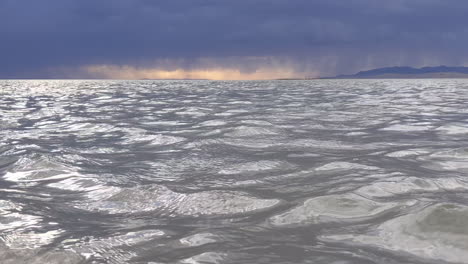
left=1, top=0, right=468, bottom=77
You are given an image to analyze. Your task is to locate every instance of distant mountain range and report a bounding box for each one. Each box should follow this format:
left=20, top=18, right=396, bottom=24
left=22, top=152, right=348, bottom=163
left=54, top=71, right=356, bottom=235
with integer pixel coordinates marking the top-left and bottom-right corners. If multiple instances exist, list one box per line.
left=327, top=66, right=468, bottom=79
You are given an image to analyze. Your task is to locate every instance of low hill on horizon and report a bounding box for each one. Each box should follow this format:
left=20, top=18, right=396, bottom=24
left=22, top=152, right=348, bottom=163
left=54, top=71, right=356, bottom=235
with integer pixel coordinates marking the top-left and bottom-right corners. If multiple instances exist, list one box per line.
left=328, top=66, right=468, bottom=79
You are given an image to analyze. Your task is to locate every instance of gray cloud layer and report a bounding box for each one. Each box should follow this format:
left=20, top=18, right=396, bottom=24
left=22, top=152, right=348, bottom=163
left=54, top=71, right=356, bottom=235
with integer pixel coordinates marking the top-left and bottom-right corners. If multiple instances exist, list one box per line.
left=1, top=0, right=468, bottom=78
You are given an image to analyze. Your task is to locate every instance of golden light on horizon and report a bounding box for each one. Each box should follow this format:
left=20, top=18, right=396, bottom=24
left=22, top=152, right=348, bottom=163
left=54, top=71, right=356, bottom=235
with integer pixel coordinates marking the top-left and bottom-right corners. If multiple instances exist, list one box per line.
left=84, top=65, right=315, bottom=80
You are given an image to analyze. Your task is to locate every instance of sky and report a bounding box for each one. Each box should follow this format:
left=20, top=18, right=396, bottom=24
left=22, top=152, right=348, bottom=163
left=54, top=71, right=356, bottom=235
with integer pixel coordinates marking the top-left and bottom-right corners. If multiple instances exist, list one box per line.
left=1, top=0, right=468, bottom=79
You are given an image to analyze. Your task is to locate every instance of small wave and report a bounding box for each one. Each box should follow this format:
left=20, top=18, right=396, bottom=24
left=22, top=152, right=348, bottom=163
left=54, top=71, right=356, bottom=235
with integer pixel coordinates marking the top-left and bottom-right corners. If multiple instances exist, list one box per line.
left=321, top=203, right=468, bottom=263
left=77, top=184, right=281, bottom=216
left=269, top=193, right=412, bottom=227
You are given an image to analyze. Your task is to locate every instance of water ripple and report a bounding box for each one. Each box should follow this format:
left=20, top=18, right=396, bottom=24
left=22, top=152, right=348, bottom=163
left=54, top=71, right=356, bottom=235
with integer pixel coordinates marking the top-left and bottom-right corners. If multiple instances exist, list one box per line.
left=2, top=79, right=468, bottom=263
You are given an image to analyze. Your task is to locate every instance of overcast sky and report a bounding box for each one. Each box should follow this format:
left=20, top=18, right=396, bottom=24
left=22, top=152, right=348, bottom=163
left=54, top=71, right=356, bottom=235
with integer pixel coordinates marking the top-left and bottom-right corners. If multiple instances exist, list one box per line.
left=2, top=0, right=468, bottom=79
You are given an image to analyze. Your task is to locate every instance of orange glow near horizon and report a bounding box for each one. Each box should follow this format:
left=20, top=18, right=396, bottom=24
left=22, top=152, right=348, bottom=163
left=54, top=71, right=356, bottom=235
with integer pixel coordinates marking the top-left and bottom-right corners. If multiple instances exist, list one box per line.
left=84, top=65, right=315, bottom=80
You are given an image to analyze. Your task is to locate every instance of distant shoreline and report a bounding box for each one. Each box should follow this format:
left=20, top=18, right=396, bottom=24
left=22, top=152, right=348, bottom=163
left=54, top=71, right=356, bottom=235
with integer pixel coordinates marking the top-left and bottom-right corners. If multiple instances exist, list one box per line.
left=324, top=66, right=468, bottom=79
left=5, top=65, right=468, bottom=81
left=4, top=77, right=468, bottom=81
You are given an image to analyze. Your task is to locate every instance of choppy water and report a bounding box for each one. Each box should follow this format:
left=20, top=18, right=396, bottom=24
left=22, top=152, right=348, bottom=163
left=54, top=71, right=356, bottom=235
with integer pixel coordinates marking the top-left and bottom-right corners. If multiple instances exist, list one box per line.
left=2, top=79, right=468, bottom=263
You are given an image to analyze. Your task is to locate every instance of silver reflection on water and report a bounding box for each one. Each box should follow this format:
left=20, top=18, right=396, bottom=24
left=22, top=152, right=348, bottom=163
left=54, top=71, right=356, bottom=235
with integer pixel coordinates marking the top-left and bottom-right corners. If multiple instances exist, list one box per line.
left=2, top=79, right=468, bottom=263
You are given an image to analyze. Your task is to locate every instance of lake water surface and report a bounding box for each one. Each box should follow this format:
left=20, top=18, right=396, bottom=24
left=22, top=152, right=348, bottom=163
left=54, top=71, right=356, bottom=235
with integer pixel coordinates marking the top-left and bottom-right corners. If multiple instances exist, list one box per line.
left=2, top=79, right=468, bottom=263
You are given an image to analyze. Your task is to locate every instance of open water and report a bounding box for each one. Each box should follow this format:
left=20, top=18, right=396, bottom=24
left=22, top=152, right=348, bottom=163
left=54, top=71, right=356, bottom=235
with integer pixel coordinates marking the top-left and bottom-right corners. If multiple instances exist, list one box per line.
left=2, top=79, right=468, bottom=263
